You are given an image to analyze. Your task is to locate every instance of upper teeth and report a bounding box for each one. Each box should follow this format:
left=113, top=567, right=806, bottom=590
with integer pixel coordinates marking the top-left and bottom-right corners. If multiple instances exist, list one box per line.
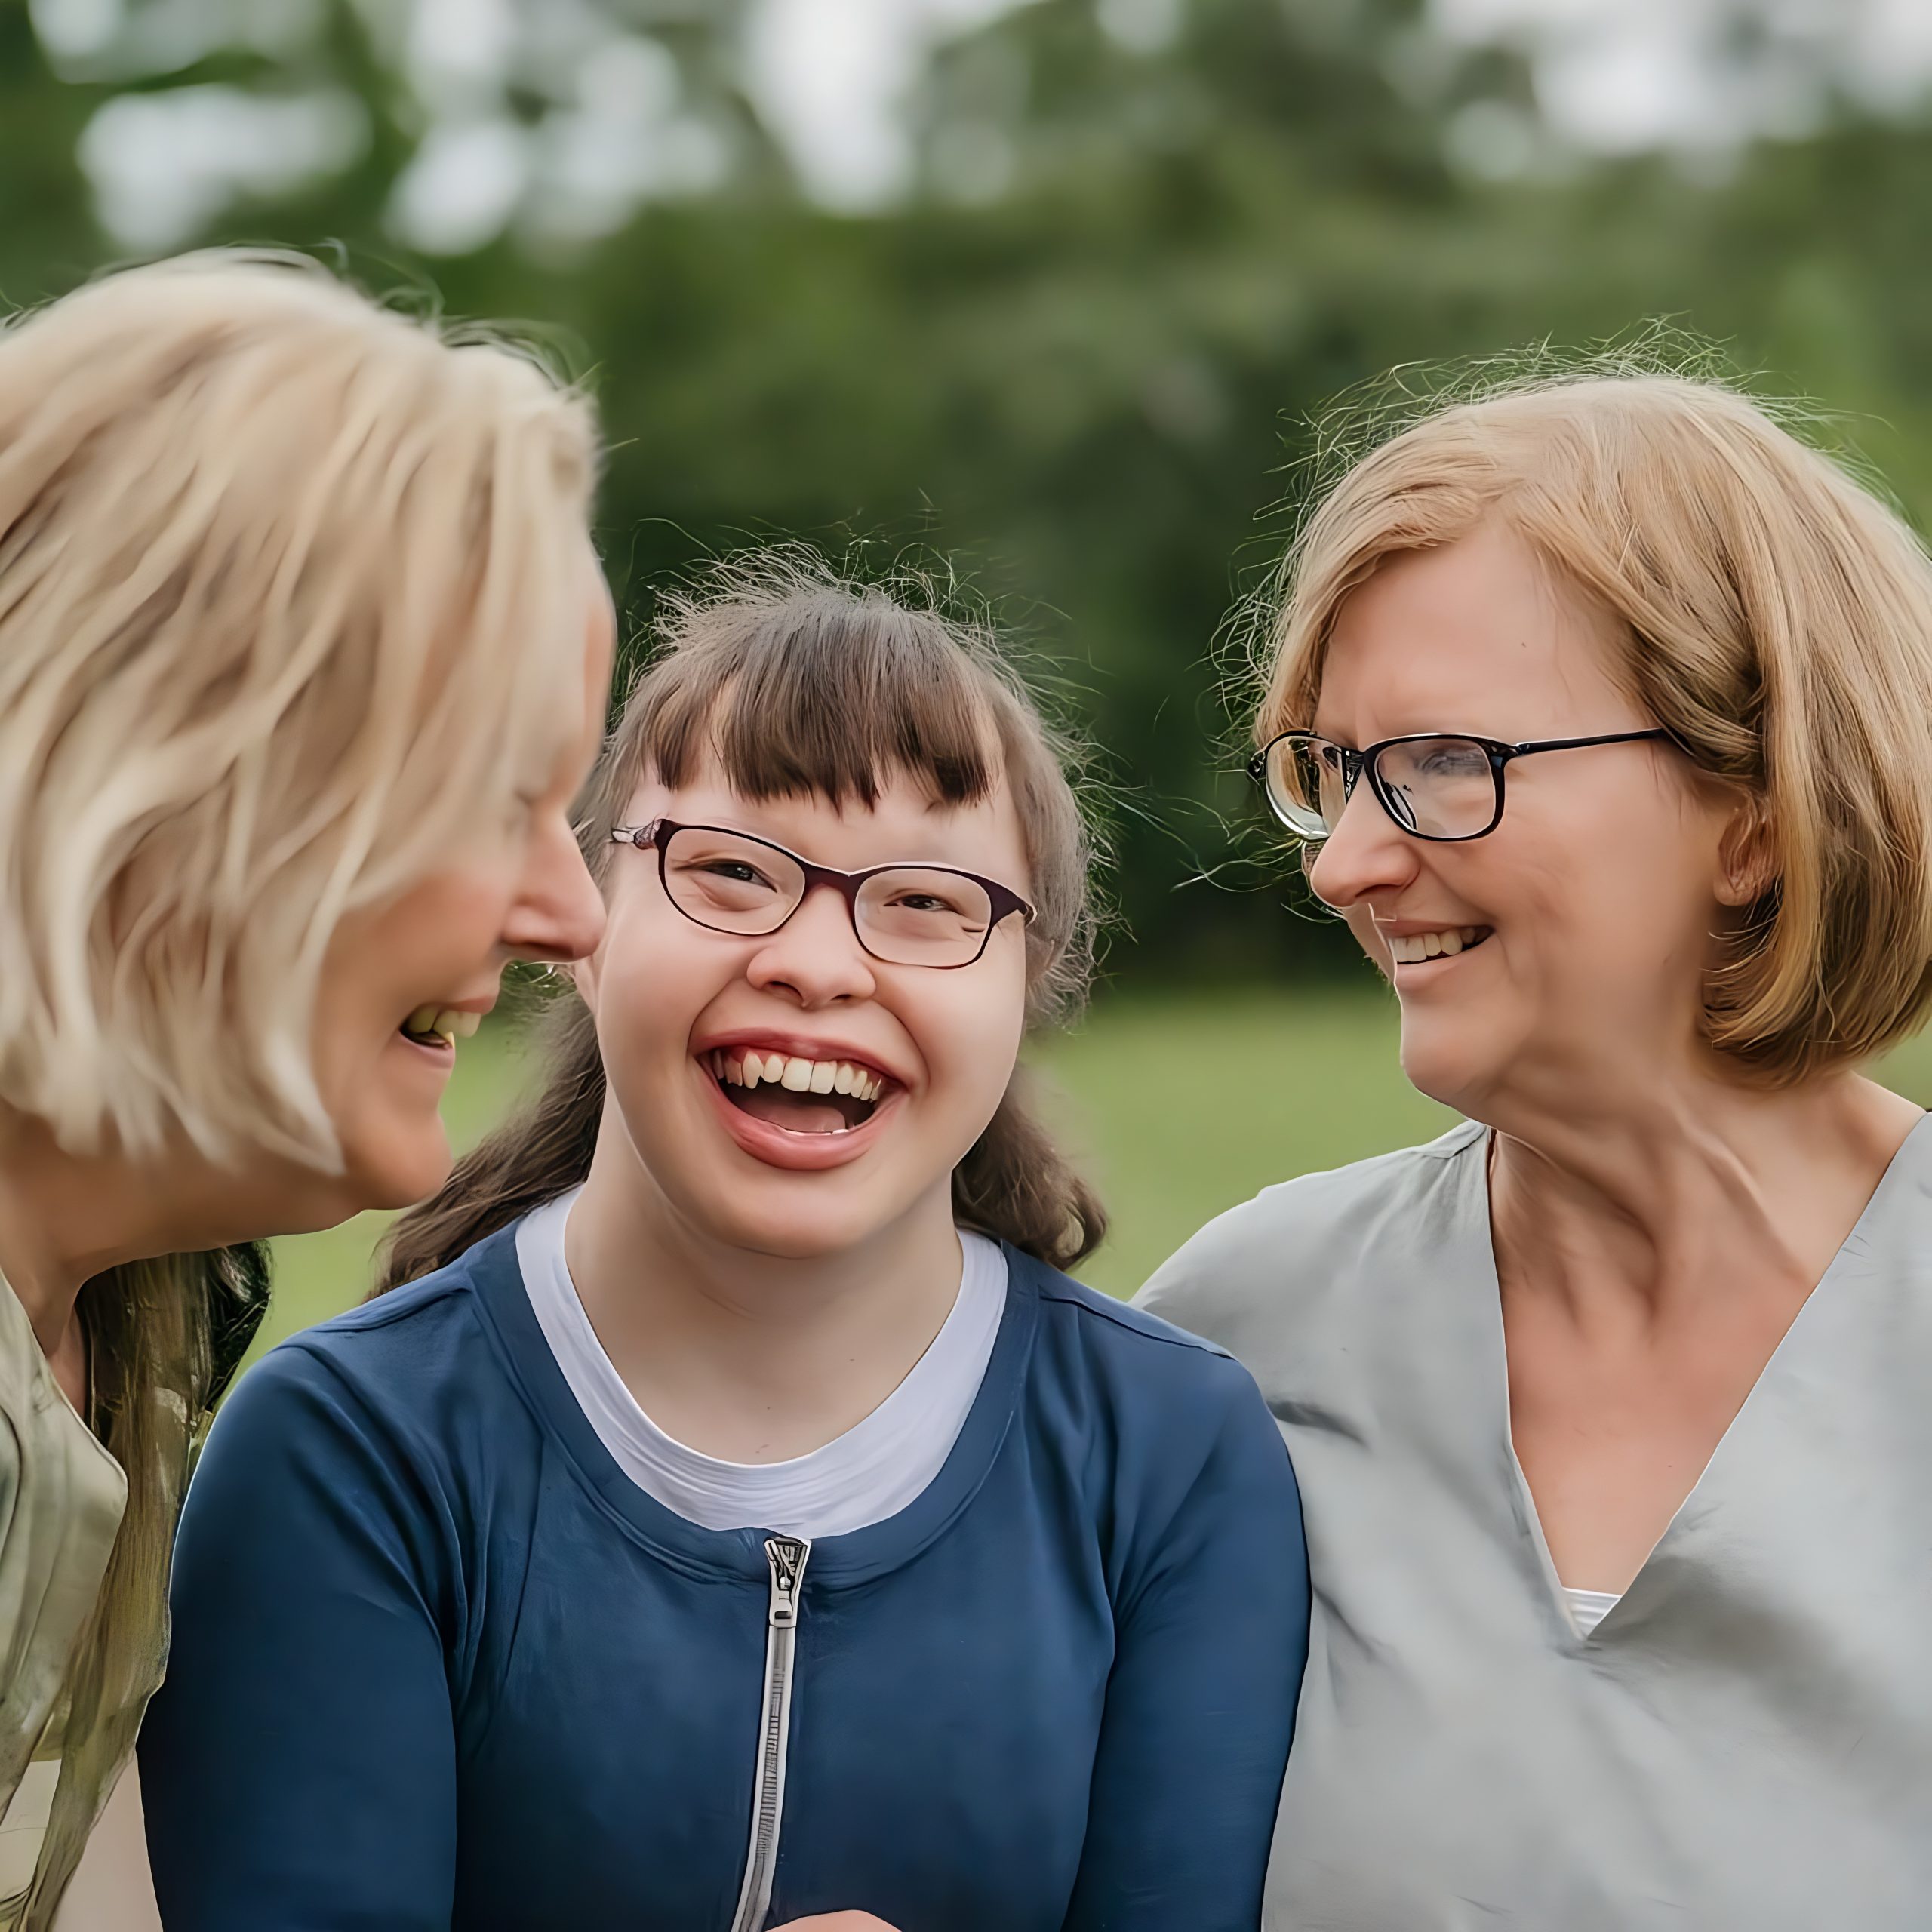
left=1389, top=927, right=1484, bottom=964
left=404, top=1005, right=482, bottom=1045
left=715, top=1051, right=884, bottom=1103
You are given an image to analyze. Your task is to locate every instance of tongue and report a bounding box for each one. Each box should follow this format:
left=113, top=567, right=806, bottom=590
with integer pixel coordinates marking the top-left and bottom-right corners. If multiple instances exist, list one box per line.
left=734, top=1088, right=853, bottom=1135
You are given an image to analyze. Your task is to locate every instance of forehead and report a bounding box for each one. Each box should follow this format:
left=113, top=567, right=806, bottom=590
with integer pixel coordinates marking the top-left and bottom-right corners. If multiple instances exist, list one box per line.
left=511, top=564, right=613, bottom=783
left=625, top=751, right=1031, bottom=879
left=1314, top=520, right=1633, bottom=743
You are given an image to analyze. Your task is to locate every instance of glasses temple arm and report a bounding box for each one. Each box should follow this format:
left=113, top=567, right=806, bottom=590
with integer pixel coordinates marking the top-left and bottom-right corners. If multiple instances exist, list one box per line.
left=1506, top=729, right=1676, bottom=756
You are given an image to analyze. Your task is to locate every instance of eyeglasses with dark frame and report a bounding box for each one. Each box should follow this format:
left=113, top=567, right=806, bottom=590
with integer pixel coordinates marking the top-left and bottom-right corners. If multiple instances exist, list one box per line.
left=610, top=817, right=1036, bottom=968
left=1247, top=728, right=1677, bottom=844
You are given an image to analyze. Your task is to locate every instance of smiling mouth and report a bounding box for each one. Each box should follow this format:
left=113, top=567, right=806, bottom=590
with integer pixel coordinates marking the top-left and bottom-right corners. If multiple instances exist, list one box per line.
left=399, top=1005, right=482, bottom=1051
left=1387, top=924, right=1493, bottom=965
left=706, top=1049, right=888, bottom=1136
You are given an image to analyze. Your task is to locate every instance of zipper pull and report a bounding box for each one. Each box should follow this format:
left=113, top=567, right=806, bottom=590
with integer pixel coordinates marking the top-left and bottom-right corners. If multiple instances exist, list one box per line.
left=763, top=1534, right=810, bottom=1629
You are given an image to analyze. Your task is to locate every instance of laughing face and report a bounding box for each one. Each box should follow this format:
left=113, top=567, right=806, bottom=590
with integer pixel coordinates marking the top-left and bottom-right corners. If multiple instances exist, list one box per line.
left=1303, top=518, right=1746, bottom=1118
left=308, top=572, right=614, bottom=1217
left=578, top=757, right=1033, bottom=1260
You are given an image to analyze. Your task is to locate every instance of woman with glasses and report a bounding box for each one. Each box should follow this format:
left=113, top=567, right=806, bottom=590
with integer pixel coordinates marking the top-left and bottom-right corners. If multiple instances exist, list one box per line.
left=0, top=254, right=611, bottom=1930
left=141, top=562, right=1309, bottom=1932
left=1142, top=372, right=1932, bottom=1929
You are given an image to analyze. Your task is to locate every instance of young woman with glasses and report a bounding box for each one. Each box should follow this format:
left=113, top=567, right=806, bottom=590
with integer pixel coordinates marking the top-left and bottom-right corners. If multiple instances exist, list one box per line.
left=141, top=562, right=1309, bottom=1932
left=1143, top=373, right=1932, bottom=1929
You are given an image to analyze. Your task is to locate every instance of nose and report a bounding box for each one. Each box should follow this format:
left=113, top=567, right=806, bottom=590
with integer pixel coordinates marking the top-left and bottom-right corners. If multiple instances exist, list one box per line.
left=745, top=883, right=878, bottom=1009
left=1303, top=776, right=1422, bottom=914
left=502, top=815, right=608, bottom=965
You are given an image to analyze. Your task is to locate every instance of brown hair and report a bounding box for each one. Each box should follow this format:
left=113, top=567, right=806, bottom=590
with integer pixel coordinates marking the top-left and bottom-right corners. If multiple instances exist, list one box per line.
left=1262, top=370, right=1932, bottom=1084
left=377, top=557, right=1106, bottom=1287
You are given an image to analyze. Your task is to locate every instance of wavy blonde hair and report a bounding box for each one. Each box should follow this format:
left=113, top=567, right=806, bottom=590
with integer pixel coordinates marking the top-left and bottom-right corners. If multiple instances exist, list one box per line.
left=0, top=249, right=598, bottom=1167
left=1260, top=371, right=1932, bottom=1085
left=0, top=251, right=598, bottom=1923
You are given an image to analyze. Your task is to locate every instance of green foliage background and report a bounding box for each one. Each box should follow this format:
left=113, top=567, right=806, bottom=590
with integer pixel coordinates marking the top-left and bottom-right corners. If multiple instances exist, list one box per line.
left=15, top=0, right=1932, bottom=1325
left=9, top=0, right=1932, bottom=985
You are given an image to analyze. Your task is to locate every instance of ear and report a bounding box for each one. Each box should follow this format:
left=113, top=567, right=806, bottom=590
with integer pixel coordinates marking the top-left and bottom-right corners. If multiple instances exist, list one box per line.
left=1714, top=792, right=1778, bottom=907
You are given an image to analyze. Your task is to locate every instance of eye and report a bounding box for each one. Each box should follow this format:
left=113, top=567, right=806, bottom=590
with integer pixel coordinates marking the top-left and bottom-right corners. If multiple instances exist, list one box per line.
left=888, top=886, right=984, bottom=921
left=694, top=858, right=771, bottom=888
left=668, top=848, right=789, bottom=908
left=1415, top=746, right=1487, bottom=779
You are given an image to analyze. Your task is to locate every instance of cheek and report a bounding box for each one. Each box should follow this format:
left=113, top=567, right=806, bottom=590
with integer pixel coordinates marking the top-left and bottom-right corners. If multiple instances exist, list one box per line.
left=591, top=903, right=732, bottom=1060
left=349, top=873, right=514, bottom=1004
left=909, top=959, right=1029, bottom=1125
left=311, top=928, right=415, bottom=1080
left=1472, top=810, right=1714, bottom=994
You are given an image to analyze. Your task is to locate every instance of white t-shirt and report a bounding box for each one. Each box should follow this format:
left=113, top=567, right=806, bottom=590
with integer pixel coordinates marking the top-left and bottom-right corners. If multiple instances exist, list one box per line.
left=1561, top=1586, right=1621, bottom=1636
left=516, top=1188, right=1008, bottom=1539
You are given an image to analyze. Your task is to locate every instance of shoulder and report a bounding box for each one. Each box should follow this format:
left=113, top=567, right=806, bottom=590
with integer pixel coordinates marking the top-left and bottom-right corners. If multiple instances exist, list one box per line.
left=1024, top=1250, right=1243, bottom=1387
left=202, top=1227, right=532, bottom=1485
left=1030, top=1255, right=1236, bottom=1360
left=1134, top=1120, right=1484, bottom=1358
left=1013, top=1250, right=1281, bottom=1453
left=1009, top=1254, right=1301, bottom=1575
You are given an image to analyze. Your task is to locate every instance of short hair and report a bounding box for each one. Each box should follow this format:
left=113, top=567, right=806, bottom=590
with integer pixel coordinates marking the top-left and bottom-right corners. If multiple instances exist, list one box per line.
left=1260, top=371, right=1932, bottom=1084
left=0, top=251, right=599, bottom=1163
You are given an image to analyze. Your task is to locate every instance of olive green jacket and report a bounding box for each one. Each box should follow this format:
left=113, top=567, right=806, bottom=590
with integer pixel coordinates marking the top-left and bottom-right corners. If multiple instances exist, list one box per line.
left=0, top=1276, right=125, bottom=1930
left=0, top=1244, right=266, bottom=1930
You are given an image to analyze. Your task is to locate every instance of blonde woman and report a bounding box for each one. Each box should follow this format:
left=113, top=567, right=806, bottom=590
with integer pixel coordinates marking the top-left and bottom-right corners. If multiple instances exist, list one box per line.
left=1142, top=374, right=1932, bottom=1927
left=0, top=252, right=611, bottom=1930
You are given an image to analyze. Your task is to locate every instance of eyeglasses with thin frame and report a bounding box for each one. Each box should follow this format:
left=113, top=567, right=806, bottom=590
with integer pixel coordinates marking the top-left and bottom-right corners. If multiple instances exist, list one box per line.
left=610, top=817, right=1035, bottom=968
left=1247, top=728, right=1676, bottom=844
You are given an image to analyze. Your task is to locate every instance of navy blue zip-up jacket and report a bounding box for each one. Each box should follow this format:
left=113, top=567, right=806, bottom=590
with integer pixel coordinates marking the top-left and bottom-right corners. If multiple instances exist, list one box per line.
left=142, top=1228, right=1309, bottom=1930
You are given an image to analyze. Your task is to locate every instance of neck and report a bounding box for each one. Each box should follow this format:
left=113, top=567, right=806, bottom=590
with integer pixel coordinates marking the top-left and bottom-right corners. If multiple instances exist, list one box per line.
left=1475, top=1051, right=1921, bottom=1319
left=565, top=1130, right=968, bottom=1463
left=0, top=1108, right=315, bottom=1364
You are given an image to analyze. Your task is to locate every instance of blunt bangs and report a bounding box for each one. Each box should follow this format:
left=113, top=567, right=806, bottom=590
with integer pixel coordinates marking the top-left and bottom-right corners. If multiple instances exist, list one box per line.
left=584, top=557, right=1096, bottom=1024
left=632, top=583, right=1001, bottom=812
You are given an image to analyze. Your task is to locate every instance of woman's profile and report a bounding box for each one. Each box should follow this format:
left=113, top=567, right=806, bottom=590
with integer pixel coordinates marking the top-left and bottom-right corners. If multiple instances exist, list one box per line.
left=1143, top=368, right=1932, bottom=1927
left=0, top=251, right=612, bottom=1928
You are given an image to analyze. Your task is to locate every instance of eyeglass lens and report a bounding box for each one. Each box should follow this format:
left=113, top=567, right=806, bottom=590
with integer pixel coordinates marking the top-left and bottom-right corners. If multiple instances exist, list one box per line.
left=660, top=824, right=997, bottom=966
left=1267, top=735, right=1500, bottom=841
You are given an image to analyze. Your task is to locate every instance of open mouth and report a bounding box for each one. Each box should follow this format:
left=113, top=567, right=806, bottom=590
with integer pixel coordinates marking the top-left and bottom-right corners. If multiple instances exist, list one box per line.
left=706, top=1048, right=890, bottom=1137
left=1388, top=924, right=1492, bottom=966
left=398, top=1005, right=482, bottom=1052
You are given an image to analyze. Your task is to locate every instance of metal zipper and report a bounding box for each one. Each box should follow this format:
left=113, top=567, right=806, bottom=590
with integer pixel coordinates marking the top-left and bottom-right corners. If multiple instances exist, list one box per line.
left=728, top=1534, right=811, bottom=1932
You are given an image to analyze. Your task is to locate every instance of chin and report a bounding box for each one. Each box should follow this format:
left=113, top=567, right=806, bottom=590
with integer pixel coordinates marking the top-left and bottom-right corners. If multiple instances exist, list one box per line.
left=1396, top=1023, right=1506, bottom=1119
left=343, top=1128, right=456, bottom=1215
left=697, top=1186, right=901, bottom=1263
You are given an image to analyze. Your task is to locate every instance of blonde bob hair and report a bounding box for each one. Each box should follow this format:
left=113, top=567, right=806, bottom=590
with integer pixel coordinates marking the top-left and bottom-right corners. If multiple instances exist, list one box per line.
left=1260, top=371, right=1932, bottom=1086
left=0, top=250, right=598, bottom=1167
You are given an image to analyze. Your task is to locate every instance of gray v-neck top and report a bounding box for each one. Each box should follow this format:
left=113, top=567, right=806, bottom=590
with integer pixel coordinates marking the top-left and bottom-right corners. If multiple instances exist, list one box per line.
left=1138, top=1116, right=1932, bottom=1930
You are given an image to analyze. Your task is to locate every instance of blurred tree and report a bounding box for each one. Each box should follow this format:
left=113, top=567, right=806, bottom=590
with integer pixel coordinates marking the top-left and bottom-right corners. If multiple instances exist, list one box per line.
left=0, top=7, right=104, bottom=301
left=26, top=0, right=774, bottom=259
left=13, top=0, right=1932, bottom=985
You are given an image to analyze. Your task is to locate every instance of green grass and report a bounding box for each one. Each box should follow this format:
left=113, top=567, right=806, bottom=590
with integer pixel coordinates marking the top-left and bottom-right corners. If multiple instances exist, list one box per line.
left=255, top=985, right=1932, bottom=1368
left=1029, top=988, right=1456, bottom=1297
